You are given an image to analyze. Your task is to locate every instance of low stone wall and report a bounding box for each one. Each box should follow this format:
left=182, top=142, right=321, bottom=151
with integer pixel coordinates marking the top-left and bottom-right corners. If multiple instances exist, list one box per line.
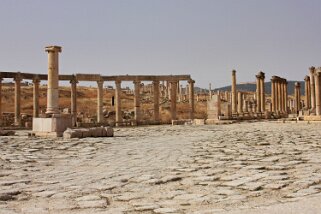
left=63, top=126, right=114, bottom=139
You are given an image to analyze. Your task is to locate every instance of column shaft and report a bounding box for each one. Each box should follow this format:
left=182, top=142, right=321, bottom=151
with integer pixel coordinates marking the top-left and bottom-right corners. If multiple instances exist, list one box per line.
left=260, top=77, right=265, bottom=112
left=71, top=79, right=78, bottom=126
left=33, top=77, right=40, bottom=118
left=0, top=78, right=2, bottom=125
left=256, top=76, right=261, bottom=112
left=231, top=70, right=237, bottom=113
left=310, top=67, right=316, bottom=110
left=237, top=91, right=243, bottom=113
left=284, top=81, right=288, bottom=113
left=134, top=80, right=141, bottom=123
left=277, top=81, right=282, bottom=112
left=315, top=72, right=321, bottom=115
left=189, top=80, right=195, bottom=120
left=115, top=81, right=122, bottom=125
left=14, top=75, right=22, bottom=126
left=170, top=81, right=177, bottom=120
left=271, top=80, right=275, bottom=112
left=97, top=80, right=104, bottom=123
left=153, top=81, right=160, bottom=122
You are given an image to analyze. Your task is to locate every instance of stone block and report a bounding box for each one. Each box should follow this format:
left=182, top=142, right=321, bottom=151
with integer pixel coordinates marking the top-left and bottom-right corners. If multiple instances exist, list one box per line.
left=105, top=127, right=114, bottom=137
left=63, top=128, right=81, bottom=139
left=32, top=116, right=72, bottom=137
left=81, top=129, right=92, bottom=138
left=194, top=119, right=205, bottom=125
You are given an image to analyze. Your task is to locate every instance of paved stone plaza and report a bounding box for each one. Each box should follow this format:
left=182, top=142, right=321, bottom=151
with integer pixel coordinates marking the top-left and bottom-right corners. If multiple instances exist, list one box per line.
left=1, top=122, right=321, bottom=213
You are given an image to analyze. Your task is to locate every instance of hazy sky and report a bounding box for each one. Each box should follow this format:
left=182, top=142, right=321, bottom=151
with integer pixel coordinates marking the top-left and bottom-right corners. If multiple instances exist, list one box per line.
left=1, top=0, right=321, bottom=88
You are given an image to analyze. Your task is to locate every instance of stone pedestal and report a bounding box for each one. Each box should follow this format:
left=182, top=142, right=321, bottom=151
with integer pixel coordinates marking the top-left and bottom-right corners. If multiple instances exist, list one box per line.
left=33, top=115, right=72, bottom=137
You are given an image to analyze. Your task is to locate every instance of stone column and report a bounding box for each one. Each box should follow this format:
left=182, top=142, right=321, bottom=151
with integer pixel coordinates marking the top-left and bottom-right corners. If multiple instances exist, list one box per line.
left=304, top=76, right=311, bottom=109
left=70, top=77, right=78, bottom=126
left=0, top=78, right=2, bottom=125
left=295, top=82, right=301, bottom=113
left=97, top=79, right=104, bottom=123
left=277, top=81, right=282, bottom=113
left=315, top=70, right=321, bottom=115
left=188, top=79, right=195, bottom=120
left=209, top=83, right=212, bottom=99
left=237, top=91, right=243, bottom=114
left=153, top=80, right=160, bottom=122
left=14, top=74, right=22, bottom=126
left=231, top=70, right=237, bottom=113
left=133, top=80, right=141, bottom=124
left=45, top=46, right=61, bottom=114
left=280, top=80, right=284, bottom=113
left=256, top=74, right=261, bottom=112
left=310, top=66, right=316, bottom=111
left=284, top=80, right=288, bottom=113
left=271, top=78, right=276, bottom=112
left=243, top=100, right=248, bottom=113
left=170, top=80, right=178, bottom=120
left=260, top=72, right=265, bottom=112
left=32, top=76, right=40, bottom=118
left=115, top=80, right=122, bottom=125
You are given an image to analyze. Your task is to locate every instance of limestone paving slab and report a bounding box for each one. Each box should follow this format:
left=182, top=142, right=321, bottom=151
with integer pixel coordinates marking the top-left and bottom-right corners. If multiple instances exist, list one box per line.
left=1, top=122, right=321, bottom=213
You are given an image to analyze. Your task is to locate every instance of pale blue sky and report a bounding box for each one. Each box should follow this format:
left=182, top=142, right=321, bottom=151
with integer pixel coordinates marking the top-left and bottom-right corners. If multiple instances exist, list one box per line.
left=1, top=0, right=321, bottom=88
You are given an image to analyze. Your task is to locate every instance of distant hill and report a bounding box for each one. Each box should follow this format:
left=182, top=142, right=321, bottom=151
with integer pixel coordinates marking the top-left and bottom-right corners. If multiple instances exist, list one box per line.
left=196, top=81, right=306, bottom=96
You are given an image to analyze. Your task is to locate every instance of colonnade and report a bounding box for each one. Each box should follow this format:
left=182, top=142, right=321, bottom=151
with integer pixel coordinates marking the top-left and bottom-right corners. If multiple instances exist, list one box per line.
left=0, top=72, right=195, bottom=126
left=307, top=66, right=321, bottom=116
left=271, top=76, right=288, bottom=114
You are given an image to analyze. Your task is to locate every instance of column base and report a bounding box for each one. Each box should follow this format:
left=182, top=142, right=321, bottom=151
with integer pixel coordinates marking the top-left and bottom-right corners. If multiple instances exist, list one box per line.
left=32, top=114, right=72, bottom=137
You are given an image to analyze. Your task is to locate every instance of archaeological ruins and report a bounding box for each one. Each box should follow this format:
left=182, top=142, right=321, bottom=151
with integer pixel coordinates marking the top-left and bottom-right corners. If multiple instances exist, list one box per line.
left=1, top=45, right=321, bottom=135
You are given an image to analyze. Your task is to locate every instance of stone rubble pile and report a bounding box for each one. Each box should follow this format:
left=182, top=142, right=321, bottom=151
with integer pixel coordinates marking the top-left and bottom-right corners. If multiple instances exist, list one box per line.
left=63, top=126, right=113, bottom=139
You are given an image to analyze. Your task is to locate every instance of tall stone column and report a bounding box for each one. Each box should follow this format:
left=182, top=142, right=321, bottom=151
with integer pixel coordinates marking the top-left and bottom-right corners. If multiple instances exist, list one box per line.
left=188, top=79, right=195, bottom=120
left=97, top=79, right=104, bottom=123
left=153, top=80, right=160, bottom=122
left=280, top=81, right=284, bottom=112
left=231, top=70, right=237, bottom=114
left=304, top=76, right=311, bottom=109
left=309, top=66, right=316, bottom=111
left=170, top=80, right=178, bottom=120
left=0, top=78, right=2, bottom=125
left=133, top=80, right=141, bottom=123
left=260, top=72, right=265, bottom=112
left=256, top=74, right=261, bottom=112
left=315, top=70, right=321, bottom=115
left=14, top=74, right=22, bottom=126
left=209, top=83, right=212, bottom=99
left=271, top=78, right=276, bottom=112
left=32, top=76, right=40, bottom=118
left=115, top=80, right=122, bottom=125
left=45, top=46, right=61, bottom=114
left=277, top=81, right=282, bottom=113
left=284, top=80, right=288, bottom=113
left=70, top=77, right=78, bottom=126
left=295, top=82, right=301, bottom=113
left=237, top=91, right=243, bottom=114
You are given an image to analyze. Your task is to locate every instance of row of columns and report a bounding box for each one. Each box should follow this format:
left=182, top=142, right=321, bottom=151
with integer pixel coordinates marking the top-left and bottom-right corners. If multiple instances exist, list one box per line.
left=307, top=66, right=321, bottom=115
left=1, top=76, right=195, bottom=126
left=271, top=76, right=288, bottom=114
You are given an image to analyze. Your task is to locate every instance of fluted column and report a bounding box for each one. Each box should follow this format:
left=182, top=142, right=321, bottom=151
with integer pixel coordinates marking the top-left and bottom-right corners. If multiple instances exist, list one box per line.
left=45, top=46, right=61, bottom=114
left=256, top=74, right=261, bottom=112
left=284, top=81, right=288, bottom=113
left=70, top=77, right=78, bottom=126
left=115, top=80, right=122, bottom=125
left=310, top=66, right=316, bottom=111
left=315, top=70, right=321, bottom=115
left=260, top=72, right=265, bottom=112
left=188, top=79, right=195, bottom=120
left=170, top=80, right=177, bottom=120
left=304, top=76, right=311, bottom=109
left=14, top=74, right=22, bottom=126
left=231, top=70, right=237, bottom=113
left=271, top=78, right=276, bottom=112
left=133, top=80, right=141, bottom=124
left=237, top=91, right=243, bottom=114
left=277, top=81, right=282, bottom=113
left=32, top=76, right=40, bottom=118
left=153, top=80, right=160, bottom=122
left=280, top=81, right=284, bottom=112
left=97, top=79, right=104, bottom=123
